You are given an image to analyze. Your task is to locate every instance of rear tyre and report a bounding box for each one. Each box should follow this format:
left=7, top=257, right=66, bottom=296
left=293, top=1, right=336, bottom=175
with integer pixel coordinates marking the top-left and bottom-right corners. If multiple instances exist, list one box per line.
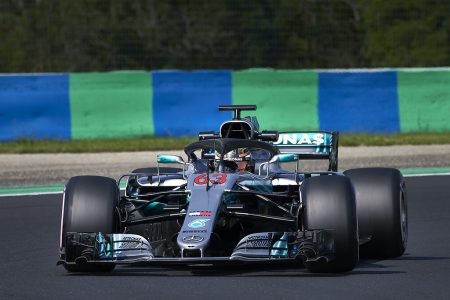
left=60, top=176, right=119, bottom=272
left=344, top=168, right=407, bottom=258
left=301, top=175, right=359, bottom=273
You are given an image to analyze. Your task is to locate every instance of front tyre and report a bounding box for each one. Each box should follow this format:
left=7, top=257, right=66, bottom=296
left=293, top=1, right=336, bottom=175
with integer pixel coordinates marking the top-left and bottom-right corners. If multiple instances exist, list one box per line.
left=301, top=175, right=359, bottom=273
left=60, top=176, right=119, bottom=272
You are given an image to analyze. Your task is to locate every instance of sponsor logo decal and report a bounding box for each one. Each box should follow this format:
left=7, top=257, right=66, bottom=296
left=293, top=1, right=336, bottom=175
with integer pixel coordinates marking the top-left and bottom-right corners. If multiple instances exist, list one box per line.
left=245, top=234, right=271, bottom=248
left=248, top=240, right=271, bottom=248
left=188, top=218, right=210, bottom=228
left=189, top=211, right=212, bottom=217
left=182, top=230, right=207, bottom=233
left=225, top=157, right=244, bottom=162
left=118, top=236, right=141, bottom=249
left=247, top=234, right=270, bottom=241
left=182, top=236, right=204, bottom=243
left=274, top=133, right=325, bottom=146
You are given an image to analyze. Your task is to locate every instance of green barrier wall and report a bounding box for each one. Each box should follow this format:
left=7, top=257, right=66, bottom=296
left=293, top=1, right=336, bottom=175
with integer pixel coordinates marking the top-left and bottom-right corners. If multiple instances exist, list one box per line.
left=398, top=70, right=450, bottom=132
left=70, top=71, right=153, bottom=139
left=1, top=68, right=449, bottom=141
left=233, top=69, right=319, bottom=131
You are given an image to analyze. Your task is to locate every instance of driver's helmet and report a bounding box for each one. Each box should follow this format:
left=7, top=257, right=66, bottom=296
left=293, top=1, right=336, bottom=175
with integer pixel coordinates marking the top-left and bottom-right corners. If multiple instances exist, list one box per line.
left=222, top=148, right=251, bottom=171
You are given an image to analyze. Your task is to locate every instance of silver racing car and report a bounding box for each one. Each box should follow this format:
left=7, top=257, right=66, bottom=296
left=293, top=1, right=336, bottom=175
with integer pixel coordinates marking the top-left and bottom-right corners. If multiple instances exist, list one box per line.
left=58, top=105, right=407, bottom=273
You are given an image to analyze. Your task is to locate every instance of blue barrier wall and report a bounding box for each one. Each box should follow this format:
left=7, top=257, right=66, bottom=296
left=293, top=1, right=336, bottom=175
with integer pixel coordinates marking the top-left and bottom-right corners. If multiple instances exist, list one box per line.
left=318, top=71, right=400, bottom=133
left=153, top=70, right=232, bottom=136
left=0, top=68, right=448, bottom=141
left=0, top=74, right=71, bottom=141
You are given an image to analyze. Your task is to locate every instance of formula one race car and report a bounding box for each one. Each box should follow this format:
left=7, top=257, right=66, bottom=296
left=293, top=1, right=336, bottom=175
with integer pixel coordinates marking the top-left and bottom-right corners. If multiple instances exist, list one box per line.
left=58, top=105, right=408, bottom=273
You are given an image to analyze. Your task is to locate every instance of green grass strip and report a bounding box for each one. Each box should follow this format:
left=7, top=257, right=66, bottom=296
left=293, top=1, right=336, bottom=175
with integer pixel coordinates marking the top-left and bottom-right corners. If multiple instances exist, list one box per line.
left=0, top=132, right=449, bottom=153
left=0, top=137, right=197, bottom=153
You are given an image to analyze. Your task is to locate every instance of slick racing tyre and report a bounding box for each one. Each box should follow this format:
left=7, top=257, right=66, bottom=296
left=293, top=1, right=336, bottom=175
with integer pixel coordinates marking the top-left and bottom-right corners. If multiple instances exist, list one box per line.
left=344, top=168, right=407, bottom=258
left=60, top=176, right=119, bottom=272
left=301, top=175, right=359, bottom=273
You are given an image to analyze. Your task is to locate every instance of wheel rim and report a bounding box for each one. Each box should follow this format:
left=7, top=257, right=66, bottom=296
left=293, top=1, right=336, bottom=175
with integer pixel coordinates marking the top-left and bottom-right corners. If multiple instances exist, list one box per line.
left=400, top=188, right=408, bottom=247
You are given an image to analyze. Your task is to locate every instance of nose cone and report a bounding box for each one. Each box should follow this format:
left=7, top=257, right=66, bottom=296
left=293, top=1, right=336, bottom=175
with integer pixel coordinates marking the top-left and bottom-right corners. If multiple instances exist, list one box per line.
left=178, top=172, right=237, bottom=256
left=177, top=217, right=213, bottom=251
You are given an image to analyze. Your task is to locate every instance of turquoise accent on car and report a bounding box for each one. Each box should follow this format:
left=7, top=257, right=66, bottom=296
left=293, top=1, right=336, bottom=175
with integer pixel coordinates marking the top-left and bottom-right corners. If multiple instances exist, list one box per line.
left=279, top=153, right=299, bottom=162
left=270, top=232, right=289, bottom=257
left=271, top=153, right=299, bottom=163
left=157, top=155, right=185, bottom=164
left=106, top=242, right=111, bottom=257
left=186, top=194, right=191, bottom=204
left=97, top=233, right=111, bottom=258
left=158, top=156, right=178, bottom=163
left=275, top=132, right=334, bottom=154
left=143, top=202, right=164, bottom=215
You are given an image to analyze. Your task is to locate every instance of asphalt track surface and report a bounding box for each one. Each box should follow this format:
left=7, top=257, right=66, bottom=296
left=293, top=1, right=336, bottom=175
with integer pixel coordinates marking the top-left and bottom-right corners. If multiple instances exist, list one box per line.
left=1, top=175, right=450, bottom=300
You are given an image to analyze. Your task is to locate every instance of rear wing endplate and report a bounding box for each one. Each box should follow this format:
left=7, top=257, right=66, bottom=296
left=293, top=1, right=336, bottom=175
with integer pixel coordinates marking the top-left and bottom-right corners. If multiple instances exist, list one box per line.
left=273, top=131, right=339, bottom=172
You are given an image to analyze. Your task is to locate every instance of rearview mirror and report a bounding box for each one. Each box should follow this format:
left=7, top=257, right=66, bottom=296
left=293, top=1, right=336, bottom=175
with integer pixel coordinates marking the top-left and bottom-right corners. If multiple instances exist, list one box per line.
left=259, top=153, right=300, bottom=178
left=156, top=155, right=187, bottom=181
left=157, top=155, right=186, bottom=165
left=269, top=153, right=299, bottom=163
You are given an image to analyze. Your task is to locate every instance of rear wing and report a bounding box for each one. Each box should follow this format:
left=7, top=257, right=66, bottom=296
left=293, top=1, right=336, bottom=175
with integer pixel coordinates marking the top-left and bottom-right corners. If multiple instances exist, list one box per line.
left=273, top=131, right=339, bottom=172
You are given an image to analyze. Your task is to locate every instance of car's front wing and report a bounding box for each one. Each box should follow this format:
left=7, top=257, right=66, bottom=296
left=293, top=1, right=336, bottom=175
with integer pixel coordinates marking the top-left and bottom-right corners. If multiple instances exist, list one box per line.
left=58, top=230, right=335, bottom=267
